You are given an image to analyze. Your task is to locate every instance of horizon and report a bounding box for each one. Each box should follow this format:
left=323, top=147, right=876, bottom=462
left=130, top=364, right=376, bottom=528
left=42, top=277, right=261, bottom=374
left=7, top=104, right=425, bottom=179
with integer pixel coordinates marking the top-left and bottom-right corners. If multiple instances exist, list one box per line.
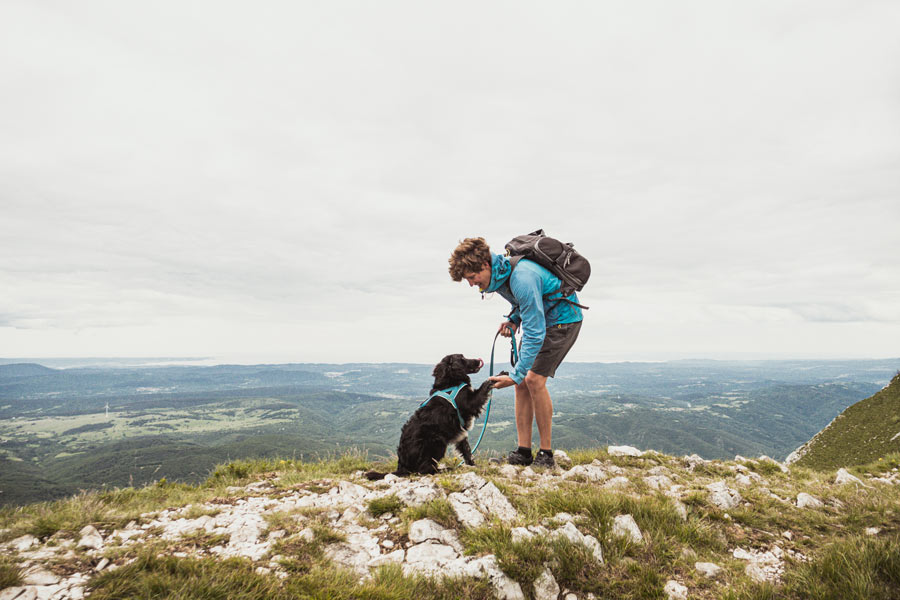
left=3, top=354, right=899, bottom=370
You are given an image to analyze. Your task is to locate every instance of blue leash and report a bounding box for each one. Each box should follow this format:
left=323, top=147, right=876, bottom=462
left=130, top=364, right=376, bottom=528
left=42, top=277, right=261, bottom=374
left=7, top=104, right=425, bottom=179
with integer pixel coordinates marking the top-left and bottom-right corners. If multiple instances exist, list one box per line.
left=469, top=324, right=518, bottom=456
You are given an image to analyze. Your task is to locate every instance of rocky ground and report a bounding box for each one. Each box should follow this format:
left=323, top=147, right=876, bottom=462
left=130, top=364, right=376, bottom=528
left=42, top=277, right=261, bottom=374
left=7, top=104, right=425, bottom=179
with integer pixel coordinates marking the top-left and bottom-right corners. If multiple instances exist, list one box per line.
left=2, top=446, right=899, bottom=600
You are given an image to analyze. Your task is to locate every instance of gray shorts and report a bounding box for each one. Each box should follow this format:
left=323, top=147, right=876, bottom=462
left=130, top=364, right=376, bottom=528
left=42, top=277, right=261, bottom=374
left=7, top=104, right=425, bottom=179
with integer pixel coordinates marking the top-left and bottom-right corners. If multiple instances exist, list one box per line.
left=530, top=321, right=582, bottom=378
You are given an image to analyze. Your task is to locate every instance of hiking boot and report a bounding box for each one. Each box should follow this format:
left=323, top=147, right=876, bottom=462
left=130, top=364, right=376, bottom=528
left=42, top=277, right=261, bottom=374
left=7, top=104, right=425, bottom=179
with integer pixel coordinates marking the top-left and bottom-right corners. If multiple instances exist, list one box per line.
left=506, top=448, right=533, bottom=466
left=532, top=450, right=556, bottom=469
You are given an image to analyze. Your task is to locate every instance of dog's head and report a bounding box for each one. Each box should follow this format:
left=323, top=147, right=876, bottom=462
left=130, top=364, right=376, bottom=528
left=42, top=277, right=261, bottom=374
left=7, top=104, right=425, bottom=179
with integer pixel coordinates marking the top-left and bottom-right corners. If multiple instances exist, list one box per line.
left=432, top=354, right=483, bottom=389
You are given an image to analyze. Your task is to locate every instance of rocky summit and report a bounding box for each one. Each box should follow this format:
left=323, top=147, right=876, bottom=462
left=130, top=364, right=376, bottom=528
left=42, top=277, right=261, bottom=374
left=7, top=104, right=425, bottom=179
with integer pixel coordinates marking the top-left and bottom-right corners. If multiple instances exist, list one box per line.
left=1, top=447, right=899, bottom=600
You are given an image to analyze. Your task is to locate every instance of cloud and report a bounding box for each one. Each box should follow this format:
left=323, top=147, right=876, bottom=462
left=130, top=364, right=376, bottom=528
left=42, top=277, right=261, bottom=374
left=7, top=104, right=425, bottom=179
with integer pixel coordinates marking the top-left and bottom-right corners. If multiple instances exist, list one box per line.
left=1, top=1, right=899, bottom=360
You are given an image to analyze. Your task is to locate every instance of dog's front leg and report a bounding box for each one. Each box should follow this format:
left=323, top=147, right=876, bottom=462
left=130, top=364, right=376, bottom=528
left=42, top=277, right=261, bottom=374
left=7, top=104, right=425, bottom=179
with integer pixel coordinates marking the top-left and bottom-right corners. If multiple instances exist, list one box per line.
left=456, top=438, right=475, bottom=465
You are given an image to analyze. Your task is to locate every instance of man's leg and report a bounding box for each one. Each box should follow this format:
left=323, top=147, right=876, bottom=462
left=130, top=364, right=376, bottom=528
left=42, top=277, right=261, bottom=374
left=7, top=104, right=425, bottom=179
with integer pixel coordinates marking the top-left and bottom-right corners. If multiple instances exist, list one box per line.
left=524, top=371, right=552, bottom=451
left=514, top=381, right=534, bottom=448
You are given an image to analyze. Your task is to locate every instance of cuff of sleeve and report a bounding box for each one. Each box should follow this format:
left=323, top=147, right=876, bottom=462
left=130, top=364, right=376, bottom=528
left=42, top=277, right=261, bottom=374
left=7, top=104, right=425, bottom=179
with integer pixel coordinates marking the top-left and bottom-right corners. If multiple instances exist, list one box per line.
left=510, top=371, right=525, bottom=385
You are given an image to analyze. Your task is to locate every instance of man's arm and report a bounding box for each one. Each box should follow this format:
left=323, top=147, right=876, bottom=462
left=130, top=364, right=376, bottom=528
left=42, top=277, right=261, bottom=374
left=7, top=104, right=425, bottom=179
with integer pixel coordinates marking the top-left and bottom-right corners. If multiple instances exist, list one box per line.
left=505, top=268, right=546, bottom=384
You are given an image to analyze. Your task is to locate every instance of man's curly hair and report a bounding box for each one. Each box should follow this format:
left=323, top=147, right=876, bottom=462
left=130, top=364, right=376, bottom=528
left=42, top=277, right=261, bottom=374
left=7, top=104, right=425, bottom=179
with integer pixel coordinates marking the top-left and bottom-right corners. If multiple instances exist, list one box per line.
left=448, top=237, right=492, bottom=281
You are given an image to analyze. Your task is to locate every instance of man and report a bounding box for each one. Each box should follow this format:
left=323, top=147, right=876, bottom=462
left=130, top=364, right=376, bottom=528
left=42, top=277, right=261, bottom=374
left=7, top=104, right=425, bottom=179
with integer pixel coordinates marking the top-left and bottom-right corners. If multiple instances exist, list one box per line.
left=448, top=237, right=583, bottom=468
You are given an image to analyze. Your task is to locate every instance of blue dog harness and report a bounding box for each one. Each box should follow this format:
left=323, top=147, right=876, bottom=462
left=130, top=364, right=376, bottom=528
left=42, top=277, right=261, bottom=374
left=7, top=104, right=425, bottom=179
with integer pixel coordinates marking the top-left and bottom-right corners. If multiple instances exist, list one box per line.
left=420, top=383, right=468, bottom=429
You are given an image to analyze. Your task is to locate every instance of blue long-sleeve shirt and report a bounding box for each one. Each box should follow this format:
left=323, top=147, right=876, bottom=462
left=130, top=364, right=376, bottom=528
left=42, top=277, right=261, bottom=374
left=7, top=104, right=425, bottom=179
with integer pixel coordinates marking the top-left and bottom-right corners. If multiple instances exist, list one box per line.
left=484, top=253, right=583, bottom=384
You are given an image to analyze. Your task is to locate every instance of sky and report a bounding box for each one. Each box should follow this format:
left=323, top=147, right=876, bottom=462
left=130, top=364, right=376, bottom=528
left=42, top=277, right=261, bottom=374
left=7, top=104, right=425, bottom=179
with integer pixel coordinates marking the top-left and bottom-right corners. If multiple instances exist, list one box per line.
left=2, top=1, right=899, bottom=365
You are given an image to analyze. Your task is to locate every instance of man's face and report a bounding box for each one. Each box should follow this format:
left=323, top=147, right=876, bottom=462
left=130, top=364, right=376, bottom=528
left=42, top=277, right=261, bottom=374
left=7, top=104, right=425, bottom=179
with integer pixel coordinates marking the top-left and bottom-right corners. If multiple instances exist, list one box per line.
left=462, top=263, right=492, bottom=291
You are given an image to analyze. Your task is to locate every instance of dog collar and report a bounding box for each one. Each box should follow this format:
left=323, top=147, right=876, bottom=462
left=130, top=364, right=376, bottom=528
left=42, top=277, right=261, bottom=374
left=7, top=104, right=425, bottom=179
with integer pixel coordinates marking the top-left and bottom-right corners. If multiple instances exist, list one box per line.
left=421, top=383, right=468, bottom=429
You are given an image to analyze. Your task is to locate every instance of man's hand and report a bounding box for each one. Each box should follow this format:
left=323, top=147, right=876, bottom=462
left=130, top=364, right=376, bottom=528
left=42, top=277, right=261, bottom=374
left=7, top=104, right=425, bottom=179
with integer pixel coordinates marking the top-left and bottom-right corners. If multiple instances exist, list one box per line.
left=497, top=322, right=517, bottom=338
left=488, top=375, right=515, bottom=389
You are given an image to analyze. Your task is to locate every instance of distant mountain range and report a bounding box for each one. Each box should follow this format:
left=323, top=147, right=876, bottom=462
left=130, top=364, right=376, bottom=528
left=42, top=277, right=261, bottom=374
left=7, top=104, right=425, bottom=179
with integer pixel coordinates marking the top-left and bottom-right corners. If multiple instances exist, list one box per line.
left=1, top=358, right=898, bottom=505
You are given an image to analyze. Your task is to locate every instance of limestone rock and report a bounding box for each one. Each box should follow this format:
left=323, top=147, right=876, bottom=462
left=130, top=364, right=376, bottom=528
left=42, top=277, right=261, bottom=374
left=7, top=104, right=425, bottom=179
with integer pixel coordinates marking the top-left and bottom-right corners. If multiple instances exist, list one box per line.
left=448, top=473, right=517, bottom=527
left=367, top=549, right=405, bottom=568
left=664, top=580, right=688, bottom=600
left=563, top=464, right=607, bottom=482
left=695, top=561, right=723, bottom=578
left=834, top=468, right=864, bottom=486
left=707, top=481, right=742, bottom=510
left=553, top=450, right=572, bottom=468
left=8, top=535, right=38, bottom=553
left=533, top=567, right=560, bottom=600
left=550, top=522, right=603, bottom=563
left=22, top=567, right=60, bottom=586
left=603, top=476, right=629, bottom=490
left=612, top=514, right=644, bottom=545
left=644, top=474, right=674, bottom=490
left=608, top=445, right=643, bottom=457
left=796, top=493, right=823, bottom=509
left=77, top=525, right=104, bottom=550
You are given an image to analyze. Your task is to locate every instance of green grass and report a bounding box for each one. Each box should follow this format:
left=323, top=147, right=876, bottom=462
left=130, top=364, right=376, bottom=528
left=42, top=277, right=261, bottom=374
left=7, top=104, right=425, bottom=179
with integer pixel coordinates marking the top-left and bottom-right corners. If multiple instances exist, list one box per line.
left=0, top=556, right=23, bottom=590
left=796, top=373, right=900, bottom=471
left=367, top=494, right=404, bottom=517
left=781, top=534, right=900, bottom=600
left=401, top=499, right=458, bottom=530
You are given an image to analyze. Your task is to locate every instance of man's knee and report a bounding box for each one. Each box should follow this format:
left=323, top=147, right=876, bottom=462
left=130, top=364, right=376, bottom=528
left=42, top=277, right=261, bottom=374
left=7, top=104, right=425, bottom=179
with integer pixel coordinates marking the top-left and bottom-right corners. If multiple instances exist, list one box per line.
left=523, top=371, right=548, bottom=392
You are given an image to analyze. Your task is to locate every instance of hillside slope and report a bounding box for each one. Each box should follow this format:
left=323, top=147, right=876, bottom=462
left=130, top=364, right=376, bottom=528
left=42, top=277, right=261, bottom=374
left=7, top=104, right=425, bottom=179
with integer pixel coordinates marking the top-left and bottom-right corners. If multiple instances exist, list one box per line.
left=1, top=447, right=899, bottom=600
left=788, top=372, right=900, bottom=470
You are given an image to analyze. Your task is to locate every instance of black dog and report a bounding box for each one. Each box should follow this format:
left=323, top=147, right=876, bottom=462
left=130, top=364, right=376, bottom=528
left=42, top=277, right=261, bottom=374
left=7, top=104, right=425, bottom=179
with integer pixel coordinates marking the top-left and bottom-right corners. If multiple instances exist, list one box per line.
left=365, top=354, right=495, bottom=480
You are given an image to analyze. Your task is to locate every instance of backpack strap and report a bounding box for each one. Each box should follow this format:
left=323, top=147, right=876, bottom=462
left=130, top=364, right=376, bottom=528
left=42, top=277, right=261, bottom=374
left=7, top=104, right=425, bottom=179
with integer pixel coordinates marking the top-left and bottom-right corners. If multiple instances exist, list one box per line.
left=508, top=257, right=590, bottom=310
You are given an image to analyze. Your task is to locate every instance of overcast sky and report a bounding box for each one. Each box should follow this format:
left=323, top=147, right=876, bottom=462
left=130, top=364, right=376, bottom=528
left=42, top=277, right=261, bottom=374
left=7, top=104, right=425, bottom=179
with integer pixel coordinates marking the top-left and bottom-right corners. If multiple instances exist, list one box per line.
left=2, top=1, right=899, bottom=365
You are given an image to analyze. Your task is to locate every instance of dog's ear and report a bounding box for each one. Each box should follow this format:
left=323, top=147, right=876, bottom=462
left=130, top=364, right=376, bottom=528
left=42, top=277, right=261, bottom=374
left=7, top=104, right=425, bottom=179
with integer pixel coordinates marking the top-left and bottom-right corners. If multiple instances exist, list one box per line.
left=432, top=355, right=452, bottom=382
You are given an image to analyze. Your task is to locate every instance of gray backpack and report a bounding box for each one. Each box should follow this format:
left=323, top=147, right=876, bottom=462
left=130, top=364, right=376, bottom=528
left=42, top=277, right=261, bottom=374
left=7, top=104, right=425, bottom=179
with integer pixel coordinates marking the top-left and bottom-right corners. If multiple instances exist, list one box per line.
left=505, top=229, right=590, bottom=308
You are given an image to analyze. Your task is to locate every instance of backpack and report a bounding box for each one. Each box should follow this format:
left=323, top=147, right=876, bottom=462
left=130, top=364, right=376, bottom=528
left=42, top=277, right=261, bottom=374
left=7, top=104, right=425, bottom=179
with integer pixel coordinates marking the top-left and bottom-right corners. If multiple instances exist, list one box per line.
left=504, top=229, right=591, bottom=308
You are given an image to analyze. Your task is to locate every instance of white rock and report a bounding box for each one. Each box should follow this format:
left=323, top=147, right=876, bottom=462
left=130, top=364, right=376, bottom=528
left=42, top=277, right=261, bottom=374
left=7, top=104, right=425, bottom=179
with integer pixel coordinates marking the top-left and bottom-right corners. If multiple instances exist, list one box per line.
left=865, top=527, right=881, bottom=536
left=533, top=567, right=560, bottom=600
left=511, top=527, right=535, bottom=544
left=563, top=464, right=607, bottom=482
left=366, top=549, right=405, bottom=568
left=644, top=474, right=674, bottom=490
left=22, top=568, right=60, bottom=586
left=835, top=468, right=864, bottom=486
left=0, top=587, right=27, bottom=600
left=745, top=562, right=769, bottom=583
left=405, top=541, right=459, bottom=565
left=95, top=558, right=110, bottom=572
left=408, top=519, right=446, bottom=543
left=695, top=561, right=723, bottom=578
left=706, top=481, right=742, bottom=510
left=664, top=580, right=688, bottom=600
left=498, top=465, right=519, bottom=479
left=298, top=527, right=315, bottom=543
left=612, top=514, right=644, bottom=545
left=478, top=555, right=527, bottom=600
left=672, top=501, right=688, bottom=521
left=603, top=476, right=630, bottom=490
left=77, top=525, right=104, bottom=550
left=683, top=454, right=709, bottom=470
left=553, top=450, right=572, bottom=467
left=9, top=535, right=38, bottom=552
left=734, top=474, right=754, bottom=487
left=550, top=522, right=604, bottom=563
left=608, top=445, right=643, bottom=457
left=796, top=493, right=823, bottom=509
left=448, top=475, right=517, bottom=526
left=448, top=492, right=486, bottom=528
